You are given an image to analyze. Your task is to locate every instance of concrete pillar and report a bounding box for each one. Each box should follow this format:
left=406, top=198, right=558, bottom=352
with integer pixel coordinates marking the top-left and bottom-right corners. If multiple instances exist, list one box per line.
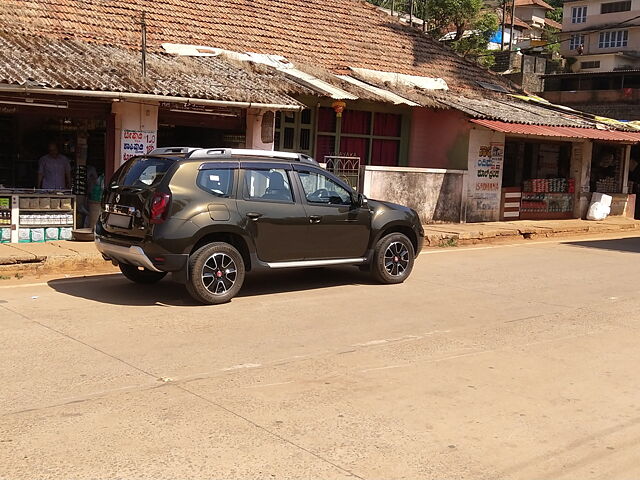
left=571, top=140, right=592, bottom=218
left=111, top=100, right=158, bottom=168
left=622, top=144, right=631, bottom=194
left=245, top=109, right=275, bottom=150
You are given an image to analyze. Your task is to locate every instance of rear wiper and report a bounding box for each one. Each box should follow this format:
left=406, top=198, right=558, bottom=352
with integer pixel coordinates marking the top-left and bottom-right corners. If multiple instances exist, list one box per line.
left=109, top=184, right=144, bottom=192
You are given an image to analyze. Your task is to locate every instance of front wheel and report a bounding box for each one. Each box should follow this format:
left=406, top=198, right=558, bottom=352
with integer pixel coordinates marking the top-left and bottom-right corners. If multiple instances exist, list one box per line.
left=371, top=233, right=415, bottom=284
left=119, top=264, right=167, bottom=284
left=186, top=242, right=245, bottom=305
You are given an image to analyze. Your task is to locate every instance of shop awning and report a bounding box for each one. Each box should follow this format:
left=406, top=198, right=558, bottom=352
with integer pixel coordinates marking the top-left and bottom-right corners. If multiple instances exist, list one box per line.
left=471, top=119, right=640, bottom=142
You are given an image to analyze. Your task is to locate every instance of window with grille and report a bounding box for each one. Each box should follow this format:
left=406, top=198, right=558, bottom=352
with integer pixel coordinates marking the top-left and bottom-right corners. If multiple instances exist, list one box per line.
left=569, top=34, right=585, bottom=50
left=599, top=30, right=628, bottom=48
left=274, top=109, right=314, bottom=156
left=571, top=5, right=587, bottom=23
left=601, top=1, right=631, bottom=13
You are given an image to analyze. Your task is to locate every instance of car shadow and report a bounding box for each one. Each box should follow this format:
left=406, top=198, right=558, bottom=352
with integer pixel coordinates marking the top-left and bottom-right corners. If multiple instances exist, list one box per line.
left=565, top=236, right=640, bottom=254
left=47, top=267, right=376, bottom=307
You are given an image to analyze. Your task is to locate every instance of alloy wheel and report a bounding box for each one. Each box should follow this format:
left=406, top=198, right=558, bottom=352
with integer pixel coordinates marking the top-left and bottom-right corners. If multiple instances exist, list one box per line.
left=384, top=241, right=410, bottom=277
left=202, top=253, right=237, bottom=294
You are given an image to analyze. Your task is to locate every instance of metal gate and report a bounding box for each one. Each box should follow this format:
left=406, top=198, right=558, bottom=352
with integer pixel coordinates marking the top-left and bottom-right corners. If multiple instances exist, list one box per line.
left=324, top=156, right=361, bottom=191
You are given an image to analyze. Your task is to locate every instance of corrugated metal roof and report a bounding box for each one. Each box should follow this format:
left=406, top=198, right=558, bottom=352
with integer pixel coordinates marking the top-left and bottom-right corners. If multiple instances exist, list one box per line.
left=471, top=119, right=640, bottom=142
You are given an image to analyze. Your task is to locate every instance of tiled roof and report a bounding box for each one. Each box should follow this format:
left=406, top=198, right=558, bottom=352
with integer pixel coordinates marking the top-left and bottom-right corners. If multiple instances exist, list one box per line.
left=435, top=94, right=616, bottom=128
left=0, top=30, right=304, bottom=106
left=515, top=0, right=554, bottom=10
left=0, top=0, right=513, bottom=94
left=545, top=18, right=563, bottom=30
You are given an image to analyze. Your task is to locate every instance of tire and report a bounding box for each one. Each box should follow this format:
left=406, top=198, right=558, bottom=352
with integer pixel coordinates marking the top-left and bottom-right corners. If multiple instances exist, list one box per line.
left=371, top=233, right=415, bottom=284
left=186, top=242, right=245, bottom=305
left=119, top=263, right=167, bottom=284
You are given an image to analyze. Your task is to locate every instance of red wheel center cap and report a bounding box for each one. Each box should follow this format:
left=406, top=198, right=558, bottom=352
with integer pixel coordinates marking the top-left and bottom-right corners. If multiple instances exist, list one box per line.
left=216, top=271, right=223, bottom=278
left=394, top=256, right=399, bottom=262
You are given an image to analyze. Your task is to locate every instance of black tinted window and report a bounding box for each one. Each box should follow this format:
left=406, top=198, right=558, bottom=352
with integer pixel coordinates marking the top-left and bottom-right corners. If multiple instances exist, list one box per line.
left=116, top=157, right=175, bottom=189
left=197, top=169, right=234, bottom=197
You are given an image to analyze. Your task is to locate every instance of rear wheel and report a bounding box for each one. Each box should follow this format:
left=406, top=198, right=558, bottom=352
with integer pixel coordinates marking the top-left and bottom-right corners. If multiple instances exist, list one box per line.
left=119, top=264, right=167, bottom=284
left=186, top=242, right=245, bottom=305
left=371, top=233, right=415, bottom=284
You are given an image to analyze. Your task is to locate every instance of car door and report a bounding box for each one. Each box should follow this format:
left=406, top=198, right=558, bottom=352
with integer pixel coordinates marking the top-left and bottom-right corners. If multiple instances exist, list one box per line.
left=236, top=162, right=309, bottom=263
left=293, top=166, right=371, bottom=260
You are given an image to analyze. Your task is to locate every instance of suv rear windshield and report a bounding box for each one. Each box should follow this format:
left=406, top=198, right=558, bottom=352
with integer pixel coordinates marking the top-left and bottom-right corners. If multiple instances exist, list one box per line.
left=114, top=156, right=175, bottom=189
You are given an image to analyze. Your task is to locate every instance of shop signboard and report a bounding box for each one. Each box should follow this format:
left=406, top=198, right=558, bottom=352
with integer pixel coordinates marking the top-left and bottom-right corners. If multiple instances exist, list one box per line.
left=466, top=129, right=505, bottom=222
left=121, top=130, right=157, bottom=164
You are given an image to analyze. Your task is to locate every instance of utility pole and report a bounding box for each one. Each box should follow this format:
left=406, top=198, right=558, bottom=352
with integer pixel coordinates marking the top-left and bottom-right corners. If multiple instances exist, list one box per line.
left=391, top=0, right=395, bottom=17
left=409, top=0, right=414, bottom=26
left=141, top=11, right=147, bottom=78
left=509, top=0, right=516, bottom=51
left=422, top=0, right=427, bottom=32
left=500, top=0, right=506, bottom=51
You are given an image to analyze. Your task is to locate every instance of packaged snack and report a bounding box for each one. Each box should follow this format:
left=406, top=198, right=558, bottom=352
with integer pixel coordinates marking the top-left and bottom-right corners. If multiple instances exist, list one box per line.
left=45, top=227, right=60, bottom=241
left=28, top=198, right=39, bottom=209
left=49, top=197, right=60, bottom=209
left=18, top=228, right=31, bottom=243
left=39, top=197, right=51, bottom=209
left=59, top=227, right=73, bottom=240
left=0, top=228, right=10, bottom=243
left=30, top=228, right=45, bottom=243
left=60, top=198, right=72, bottom=210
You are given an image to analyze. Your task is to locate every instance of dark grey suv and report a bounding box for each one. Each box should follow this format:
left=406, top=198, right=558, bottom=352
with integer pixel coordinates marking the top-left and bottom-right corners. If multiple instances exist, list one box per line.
left=95, top=148, right=424, bottom=304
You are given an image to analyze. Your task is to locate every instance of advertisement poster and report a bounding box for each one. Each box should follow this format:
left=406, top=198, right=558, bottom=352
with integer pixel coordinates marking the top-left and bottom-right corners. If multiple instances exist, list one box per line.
left=121, top=130, right=157, bottom=164
left=467, top=130, right=505, bottom=222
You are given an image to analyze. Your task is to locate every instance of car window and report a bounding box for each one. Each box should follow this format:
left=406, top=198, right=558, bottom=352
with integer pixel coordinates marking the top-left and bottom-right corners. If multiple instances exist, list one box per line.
left=196, top=168, right=234, bottom=197
left=298, top=170, right=352, bottom=205
left=244, top=168, right=293, bottom=203
left=116, top=156, right=175, bottom=189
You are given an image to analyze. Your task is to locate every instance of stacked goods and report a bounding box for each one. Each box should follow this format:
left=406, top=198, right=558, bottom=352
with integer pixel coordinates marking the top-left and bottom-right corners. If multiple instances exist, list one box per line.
left=596, top=177, right=617, bottom=193
left=73, top=165, right=87, bottom=195
left=523, top=178, right=575, bottom=193
left=19, top=213, right=74, bottom=226
left=0, top=227, right=10, bottom=243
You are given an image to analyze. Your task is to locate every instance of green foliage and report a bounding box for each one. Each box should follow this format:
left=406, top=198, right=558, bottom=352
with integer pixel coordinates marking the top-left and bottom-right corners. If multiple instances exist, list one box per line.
left=365, top=0, right=499, bottom=68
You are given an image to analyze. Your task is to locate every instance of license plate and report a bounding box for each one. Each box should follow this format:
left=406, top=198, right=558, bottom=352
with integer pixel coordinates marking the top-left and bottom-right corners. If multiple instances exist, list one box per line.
left=107, top=213, right=132, bottom=228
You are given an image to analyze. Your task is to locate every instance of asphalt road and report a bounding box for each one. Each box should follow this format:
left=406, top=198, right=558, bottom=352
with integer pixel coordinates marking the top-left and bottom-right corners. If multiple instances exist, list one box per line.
left=2, top=233, right=640, bottom=480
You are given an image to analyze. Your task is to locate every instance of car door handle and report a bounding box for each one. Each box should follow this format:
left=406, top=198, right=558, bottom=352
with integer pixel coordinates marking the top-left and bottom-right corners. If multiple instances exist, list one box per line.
left=309, top=215, right=322, bottom=224
left=246, top=212, right=263, bottom=221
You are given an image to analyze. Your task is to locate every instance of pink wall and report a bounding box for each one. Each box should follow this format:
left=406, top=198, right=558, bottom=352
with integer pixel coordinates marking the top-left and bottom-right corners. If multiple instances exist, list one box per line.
left=408, top=108, right=471, bottom=170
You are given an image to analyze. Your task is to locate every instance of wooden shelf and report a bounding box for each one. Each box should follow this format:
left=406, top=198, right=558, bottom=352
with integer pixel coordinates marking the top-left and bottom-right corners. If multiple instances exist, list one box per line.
left=19, top=209, right=74, bottom=212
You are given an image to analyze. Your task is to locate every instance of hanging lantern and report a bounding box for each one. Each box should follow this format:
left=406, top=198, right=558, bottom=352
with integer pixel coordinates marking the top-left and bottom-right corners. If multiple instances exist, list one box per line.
left=332, top=100, right=346, bottom=118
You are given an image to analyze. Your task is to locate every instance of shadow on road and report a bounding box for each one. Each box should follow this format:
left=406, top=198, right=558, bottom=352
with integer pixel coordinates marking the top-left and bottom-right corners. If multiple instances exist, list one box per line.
left=47, top=267, right=374, bottom=306
left=566, top=236, right=640, bottom=254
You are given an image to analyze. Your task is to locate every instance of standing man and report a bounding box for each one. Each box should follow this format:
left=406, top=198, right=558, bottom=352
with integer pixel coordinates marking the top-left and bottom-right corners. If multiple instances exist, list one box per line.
left=37, top=142, right=71, bottom=190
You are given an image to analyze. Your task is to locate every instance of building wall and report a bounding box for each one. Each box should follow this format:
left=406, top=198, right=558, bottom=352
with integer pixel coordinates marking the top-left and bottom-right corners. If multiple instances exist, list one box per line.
left=112, top=100, right=158, bottom=170
left=408, top=108, right=471, bottom=170
left=465, top=128, right=506, bottom=222
left=561, top=0, right=640, bottom=71
left=362, top=166, right=466, bottom=224
left=246, top=109, right=275, bottom=150
left=562, top=0, right=640, bottom=32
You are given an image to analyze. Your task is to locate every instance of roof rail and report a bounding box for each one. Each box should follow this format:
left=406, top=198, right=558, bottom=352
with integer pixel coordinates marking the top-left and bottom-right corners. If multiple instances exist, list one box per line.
left=188, top=148, right=319, bottom=165
left=149, top=147, right=201, bottom=156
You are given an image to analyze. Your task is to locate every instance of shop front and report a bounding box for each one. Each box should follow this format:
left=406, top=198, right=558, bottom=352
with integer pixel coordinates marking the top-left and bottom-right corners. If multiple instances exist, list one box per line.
left=0, top=95, right=111, bottom=243
left=156, top=103, right=247, bottom=149
left=501, top=138, right=575, bottom=220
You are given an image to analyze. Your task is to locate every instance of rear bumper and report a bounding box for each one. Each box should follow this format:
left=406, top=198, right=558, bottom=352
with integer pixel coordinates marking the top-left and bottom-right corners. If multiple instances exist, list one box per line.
left=95, top=238, right=162, bottom=272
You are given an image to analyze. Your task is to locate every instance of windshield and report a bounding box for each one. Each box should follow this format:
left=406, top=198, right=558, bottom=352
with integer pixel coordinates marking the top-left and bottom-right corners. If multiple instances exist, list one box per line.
left=113, top=156, right=175, bottom=189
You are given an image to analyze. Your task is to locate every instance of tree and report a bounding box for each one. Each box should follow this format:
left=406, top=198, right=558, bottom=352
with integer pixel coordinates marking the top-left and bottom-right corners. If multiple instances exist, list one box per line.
left=426, top=0, right=484, bottom=41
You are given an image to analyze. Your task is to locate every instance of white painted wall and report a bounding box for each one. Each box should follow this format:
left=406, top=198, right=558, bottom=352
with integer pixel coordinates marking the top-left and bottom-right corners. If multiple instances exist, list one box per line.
left=245, top=109, right=275, bottom=150
left=465, top=128, right=506, bottom=223
left=112, top=100, right=158, bottom=167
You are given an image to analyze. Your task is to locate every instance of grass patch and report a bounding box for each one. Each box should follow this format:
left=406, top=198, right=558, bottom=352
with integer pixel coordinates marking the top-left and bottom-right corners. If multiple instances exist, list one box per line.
left=438, top=237, right=459, bottom=248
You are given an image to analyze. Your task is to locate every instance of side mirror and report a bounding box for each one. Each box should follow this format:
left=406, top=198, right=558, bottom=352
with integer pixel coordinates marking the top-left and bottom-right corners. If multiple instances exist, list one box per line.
left=356, top=193, right=368, bottom=207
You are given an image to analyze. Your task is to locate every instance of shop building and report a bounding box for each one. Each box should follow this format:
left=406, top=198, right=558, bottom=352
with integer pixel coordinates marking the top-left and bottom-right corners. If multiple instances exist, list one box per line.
left=2, top=0, right=640, bottom=239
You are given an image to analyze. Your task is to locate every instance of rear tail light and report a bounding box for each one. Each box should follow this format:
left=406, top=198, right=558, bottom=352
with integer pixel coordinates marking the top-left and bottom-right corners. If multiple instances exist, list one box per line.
left=150, top=192, right=171, bottom=224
